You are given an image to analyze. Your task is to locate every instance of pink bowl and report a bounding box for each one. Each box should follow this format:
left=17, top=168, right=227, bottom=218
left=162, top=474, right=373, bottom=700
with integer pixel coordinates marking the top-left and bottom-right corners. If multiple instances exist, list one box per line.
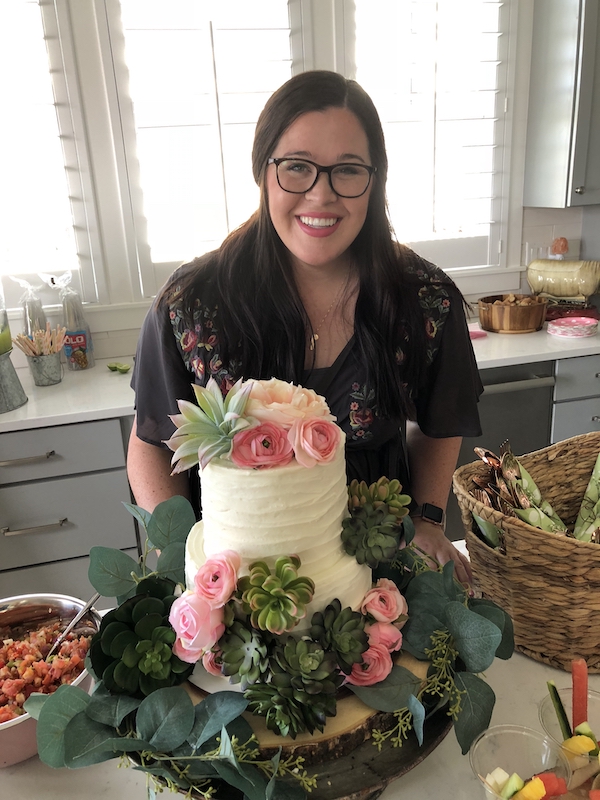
left=0, top=593, right=100, bottom=768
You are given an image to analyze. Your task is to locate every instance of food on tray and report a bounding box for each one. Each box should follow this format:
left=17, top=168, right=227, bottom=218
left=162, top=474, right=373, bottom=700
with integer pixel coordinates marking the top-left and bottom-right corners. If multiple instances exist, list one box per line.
left=0, top=621, right=90, bottom=722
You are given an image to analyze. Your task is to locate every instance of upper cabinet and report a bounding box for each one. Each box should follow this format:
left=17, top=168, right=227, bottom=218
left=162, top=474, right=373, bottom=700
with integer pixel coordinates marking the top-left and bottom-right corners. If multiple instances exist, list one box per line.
left=524, top=0, right=600, bottom=207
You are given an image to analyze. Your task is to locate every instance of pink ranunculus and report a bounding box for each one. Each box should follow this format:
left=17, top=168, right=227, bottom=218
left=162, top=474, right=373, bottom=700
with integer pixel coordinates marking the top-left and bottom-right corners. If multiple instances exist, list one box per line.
left=346, top=642, right=393, bottom=686
left=366, top=622, right=403, bottom=653
left=245, top=378, right=334, bottom=429
left=194, top=550, right=241, bottom=608
left=202, top=649, right=223, bottom=677
left=230, top=422, right=294, bottom=469
left=288, top=418, right=341, bottom=468
left=361, top=578, right=408, bottom=624
left=169, top=591, right=225, bottom=664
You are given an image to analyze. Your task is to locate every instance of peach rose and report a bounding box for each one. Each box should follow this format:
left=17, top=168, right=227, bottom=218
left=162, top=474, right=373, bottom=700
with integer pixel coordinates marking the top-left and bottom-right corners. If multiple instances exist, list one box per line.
left=169, top=591, right=225, bottom=663
left=202, top=649, right=223, bottom=677
left=366, top=622, right=403, bottom=653
left=288, top=418, right=341, bottom=468
left=194, top=550, right=240, bottom=608
left=245, top=378, right=334, bottom=428
left=346, top=642, right=393, bottom=686
left=230, top=422, right=294, bottom=469
left=361, top=579, right=408, bottom=624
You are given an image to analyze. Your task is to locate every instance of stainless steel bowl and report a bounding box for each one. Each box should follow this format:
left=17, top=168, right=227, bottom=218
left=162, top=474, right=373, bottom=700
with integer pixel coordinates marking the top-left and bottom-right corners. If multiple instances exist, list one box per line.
left=0, top=593, right=101, bottom=768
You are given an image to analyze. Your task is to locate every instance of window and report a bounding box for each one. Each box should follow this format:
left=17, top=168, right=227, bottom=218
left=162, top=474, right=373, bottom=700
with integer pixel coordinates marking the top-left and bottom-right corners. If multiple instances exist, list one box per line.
left=1, top=0, right=525, bottom=317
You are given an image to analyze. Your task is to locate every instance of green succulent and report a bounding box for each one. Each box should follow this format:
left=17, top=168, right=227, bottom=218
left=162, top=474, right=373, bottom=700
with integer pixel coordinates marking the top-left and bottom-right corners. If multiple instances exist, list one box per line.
left=238, top=556, right=315, bottom=634
left=244, top=680, right=336, bottom=739
left=341, top=503, right=403, bottom=568
left=348, top=477, right=412, bottom=520
left=271, top=636, right=343, bottom=696
left=219, top=620, right=270, bottom=689
left=89, top=577, right=193, bottom=697
left=309, top=598, right=368, bottom=675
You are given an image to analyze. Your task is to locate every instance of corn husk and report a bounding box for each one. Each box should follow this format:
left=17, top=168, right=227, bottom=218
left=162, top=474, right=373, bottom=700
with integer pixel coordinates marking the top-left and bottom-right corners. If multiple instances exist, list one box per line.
left=573, top=452, right=600, bottom=542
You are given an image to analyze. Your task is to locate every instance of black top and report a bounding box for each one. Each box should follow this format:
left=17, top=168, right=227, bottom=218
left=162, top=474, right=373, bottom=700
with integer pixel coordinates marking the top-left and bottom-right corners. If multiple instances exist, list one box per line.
left=131, top=253, right=482, bottom=499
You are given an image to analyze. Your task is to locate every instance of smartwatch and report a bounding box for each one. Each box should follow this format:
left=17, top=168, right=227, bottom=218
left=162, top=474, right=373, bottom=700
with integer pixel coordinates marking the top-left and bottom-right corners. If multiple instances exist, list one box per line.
left=411, top=503, right=445, bottom=528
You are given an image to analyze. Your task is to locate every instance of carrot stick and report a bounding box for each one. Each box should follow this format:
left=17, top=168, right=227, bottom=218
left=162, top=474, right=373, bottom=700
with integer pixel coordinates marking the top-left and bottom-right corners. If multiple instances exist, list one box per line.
left=572, top=657, right=588, bottom=729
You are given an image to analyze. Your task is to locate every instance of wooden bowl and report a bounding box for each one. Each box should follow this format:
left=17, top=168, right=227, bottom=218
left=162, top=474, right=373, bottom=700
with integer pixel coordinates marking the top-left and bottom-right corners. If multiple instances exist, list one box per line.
left=478, top=294, right=548, bottom=334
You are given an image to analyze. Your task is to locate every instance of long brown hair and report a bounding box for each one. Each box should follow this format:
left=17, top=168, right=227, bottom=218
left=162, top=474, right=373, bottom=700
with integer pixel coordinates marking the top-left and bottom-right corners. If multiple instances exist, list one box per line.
left=160, top=70, right=439, bottom=418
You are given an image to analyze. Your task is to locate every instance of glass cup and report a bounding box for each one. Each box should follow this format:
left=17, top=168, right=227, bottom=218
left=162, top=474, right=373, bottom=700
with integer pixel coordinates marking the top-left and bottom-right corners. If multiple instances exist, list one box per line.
left=470, top=724, right=572, bottom=800
left=539, top=687, right=600, bottom=793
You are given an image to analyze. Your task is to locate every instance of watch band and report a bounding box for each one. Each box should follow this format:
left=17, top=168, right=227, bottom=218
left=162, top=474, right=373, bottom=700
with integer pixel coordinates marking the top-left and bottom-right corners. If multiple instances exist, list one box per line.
left=410, top=503, right=446, bottom=528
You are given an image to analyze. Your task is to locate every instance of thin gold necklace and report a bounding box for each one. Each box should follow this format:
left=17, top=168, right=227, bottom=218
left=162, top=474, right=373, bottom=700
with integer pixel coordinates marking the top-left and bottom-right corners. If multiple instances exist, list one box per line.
left=308, top=283, right=346, bottom=351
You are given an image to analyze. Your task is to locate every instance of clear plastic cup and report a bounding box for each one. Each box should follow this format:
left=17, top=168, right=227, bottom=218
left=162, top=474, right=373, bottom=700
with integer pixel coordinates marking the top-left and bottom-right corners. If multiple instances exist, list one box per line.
left=539, top=687, right=600, bottom=792
left=469, top=724, right=572, bottom=799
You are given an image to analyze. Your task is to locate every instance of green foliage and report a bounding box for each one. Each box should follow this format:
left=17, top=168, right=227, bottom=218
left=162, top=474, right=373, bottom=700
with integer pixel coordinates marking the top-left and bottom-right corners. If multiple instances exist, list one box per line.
left=453, top=672, right=496, bottom=754
left=309, top=598, right=368, bottom=675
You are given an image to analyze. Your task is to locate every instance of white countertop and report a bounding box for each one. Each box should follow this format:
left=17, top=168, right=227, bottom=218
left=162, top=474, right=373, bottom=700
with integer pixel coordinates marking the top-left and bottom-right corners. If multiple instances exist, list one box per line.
left=3, top=652, right=597, bottom=800
left=1, top=327, right=600, bottom=434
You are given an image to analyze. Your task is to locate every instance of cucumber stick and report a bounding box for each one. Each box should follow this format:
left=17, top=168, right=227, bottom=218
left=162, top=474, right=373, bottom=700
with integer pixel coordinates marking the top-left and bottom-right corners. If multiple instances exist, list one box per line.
left=547, top=681, right=572, bottom=740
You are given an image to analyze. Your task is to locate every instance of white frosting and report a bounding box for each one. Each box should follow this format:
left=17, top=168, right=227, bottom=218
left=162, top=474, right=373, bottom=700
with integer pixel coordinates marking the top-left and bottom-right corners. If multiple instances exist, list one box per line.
left=185, top=438, right=373, bottom=632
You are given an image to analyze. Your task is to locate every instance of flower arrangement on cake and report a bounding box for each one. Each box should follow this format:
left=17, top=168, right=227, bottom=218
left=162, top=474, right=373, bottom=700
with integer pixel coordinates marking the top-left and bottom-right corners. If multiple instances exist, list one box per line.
left=24, top=379, right=514, bottom=799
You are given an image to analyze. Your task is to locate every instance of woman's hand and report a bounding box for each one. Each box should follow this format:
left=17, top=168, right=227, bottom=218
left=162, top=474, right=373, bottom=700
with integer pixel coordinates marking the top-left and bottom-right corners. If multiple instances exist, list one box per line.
left=409, top=518, right=473, bottom=587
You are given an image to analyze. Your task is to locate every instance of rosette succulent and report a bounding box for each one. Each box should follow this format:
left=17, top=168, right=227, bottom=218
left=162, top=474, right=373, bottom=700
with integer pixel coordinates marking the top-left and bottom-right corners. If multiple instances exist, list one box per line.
left=341, top=503, right=403, bottom=568
left=309, top=598, right=368, bottom=674
left=239, top=556, right=315, bottom=634
left=244, top=679, right=336, bottom=739
left=219, top=620, right=270, bottom=689
left=271, top=636, right=343, bottom=696
left=89, top=577, right=193, bottom=697
left=348, top=477, right=412, bottom=520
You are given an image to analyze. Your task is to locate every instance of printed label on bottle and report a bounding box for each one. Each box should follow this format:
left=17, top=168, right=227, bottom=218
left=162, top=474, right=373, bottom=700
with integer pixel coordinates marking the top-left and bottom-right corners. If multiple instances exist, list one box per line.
left=64, top=329, right=94, bottom=370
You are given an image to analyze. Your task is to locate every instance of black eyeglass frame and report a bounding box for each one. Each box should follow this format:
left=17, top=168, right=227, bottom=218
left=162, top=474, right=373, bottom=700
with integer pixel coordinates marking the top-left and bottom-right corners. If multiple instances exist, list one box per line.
left=267, top=157, right=377, bottom=198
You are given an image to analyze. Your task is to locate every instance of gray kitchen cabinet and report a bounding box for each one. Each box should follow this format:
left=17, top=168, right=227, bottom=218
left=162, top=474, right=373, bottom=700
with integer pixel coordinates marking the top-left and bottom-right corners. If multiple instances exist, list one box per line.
left=0, top=419, right=139, bottom=609
left=524, top=0, right=600, bottom=207
left=552, top=353, right=600, bottom=441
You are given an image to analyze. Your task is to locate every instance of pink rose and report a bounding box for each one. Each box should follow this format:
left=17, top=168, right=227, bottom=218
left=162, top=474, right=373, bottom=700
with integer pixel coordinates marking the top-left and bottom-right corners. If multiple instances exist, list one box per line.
left=288, top=418, right=341, bottom=468
left=361, top=579, right=408, bottom=623
left=245, top=378, right=334, bottom=428
left=231, top=422, right=294, bottom=469
left=194, top=550, right=240, bottom=608
left=202, top=649, right=223, bottom=677
left=346, top=643, right=393, bottom=686
left=366, top=622, right=403, bottom=653
left=169, top=591, right=225, bottom=663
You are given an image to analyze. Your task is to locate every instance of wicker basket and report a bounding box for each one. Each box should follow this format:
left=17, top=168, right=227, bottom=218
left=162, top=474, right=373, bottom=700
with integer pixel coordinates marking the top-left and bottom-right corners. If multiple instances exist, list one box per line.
left=452, top=431, right=600, bottom=673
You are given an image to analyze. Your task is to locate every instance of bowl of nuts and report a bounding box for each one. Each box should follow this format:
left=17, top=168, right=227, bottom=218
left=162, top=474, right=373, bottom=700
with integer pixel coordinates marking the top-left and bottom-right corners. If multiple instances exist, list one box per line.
left=478, top=294, right=548, bottom=334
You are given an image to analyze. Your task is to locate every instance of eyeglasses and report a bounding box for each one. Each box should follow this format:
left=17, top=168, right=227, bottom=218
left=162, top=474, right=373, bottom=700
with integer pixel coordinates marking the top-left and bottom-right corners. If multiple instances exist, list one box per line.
left=267, top=157, right=376, bottom=198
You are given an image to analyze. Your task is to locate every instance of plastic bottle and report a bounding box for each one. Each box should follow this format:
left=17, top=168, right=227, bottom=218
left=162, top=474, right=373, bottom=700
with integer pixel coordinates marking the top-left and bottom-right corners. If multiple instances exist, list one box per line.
left=60, top=284, right=95, bottom=370
left=11, top=277, right=48, bottom=336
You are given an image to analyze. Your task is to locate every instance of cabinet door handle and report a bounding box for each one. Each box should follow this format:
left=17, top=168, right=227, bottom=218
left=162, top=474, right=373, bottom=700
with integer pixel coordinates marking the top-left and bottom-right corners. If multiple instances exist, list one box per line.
left=592, top=417, right=600, bottom=423
left=0, top=450, right=56, bottom=467
left=1, top=518, right=68, bottom=537
left=483, top=376, right=555, bottom=395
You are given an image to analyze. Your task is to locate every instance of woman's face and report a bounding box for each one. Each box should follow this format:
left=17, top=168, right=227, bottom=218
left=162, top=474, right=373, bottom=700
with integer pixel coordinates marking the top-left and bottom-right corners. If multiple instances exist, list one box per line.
left=266, top=107, right=373, bottom=274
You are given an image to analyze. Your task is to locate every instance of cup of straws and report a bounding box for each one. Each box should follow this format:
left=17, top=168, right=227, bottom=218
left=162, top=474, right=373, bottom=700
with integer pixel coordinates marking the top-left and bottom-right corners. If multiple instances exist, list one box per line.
left=12, top=323, right=66, bottom=386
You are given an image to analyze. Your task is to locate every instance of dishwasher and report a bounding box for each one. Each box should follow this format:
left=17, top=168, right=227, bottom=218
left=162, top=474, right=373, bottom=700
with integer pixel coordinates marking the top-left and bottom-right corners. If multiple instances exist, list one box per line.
left=446, top=360, right=555, bottom=540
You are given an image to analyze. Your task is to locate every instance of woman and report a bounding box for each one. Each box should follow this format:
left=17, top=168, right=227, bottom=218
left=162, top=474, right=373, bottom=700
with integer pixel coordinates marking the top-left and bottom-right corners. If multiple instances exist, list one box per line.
left=127, top=70, right=482, bottom=585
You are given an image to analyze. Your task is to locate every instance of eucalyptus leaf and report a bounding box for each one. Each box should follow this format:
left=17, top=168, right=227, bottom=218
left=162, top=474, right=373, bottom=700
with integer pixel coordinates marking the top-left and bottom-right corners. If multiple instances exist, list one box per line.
left=407, top=693, right=425, bottom=746
left=147, top=496, right=196, bottom=550
left=267, top=776, right=307, bottom=800
left=156, top=542, right=186, bottom=586
left=402, top=514, right=416, bottom=546
left=214, top=727, right=269, bottom=800
left=136, top=686, right=195, bottom=752
left=123, top=502, right=153, bottom=533
left=36, top=684, right=91, bottom=768
left=64, top=711, right=121, bottom=767
left=445, top=602, right=502, bottom=673
left=23, top=692, right=48, bottom=720
left=453, top=671, right=496, bottom=754
left=468, top=598, right=514, bottom=660
left=85, top=683, right=141, bottom=727
left=347, top=665, right=421, bottom=712
left=402, top=611, right=445, bottom=660
left=88, top=546, right=142, bottom=597
left=188, top=691, right=249, bottom=749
